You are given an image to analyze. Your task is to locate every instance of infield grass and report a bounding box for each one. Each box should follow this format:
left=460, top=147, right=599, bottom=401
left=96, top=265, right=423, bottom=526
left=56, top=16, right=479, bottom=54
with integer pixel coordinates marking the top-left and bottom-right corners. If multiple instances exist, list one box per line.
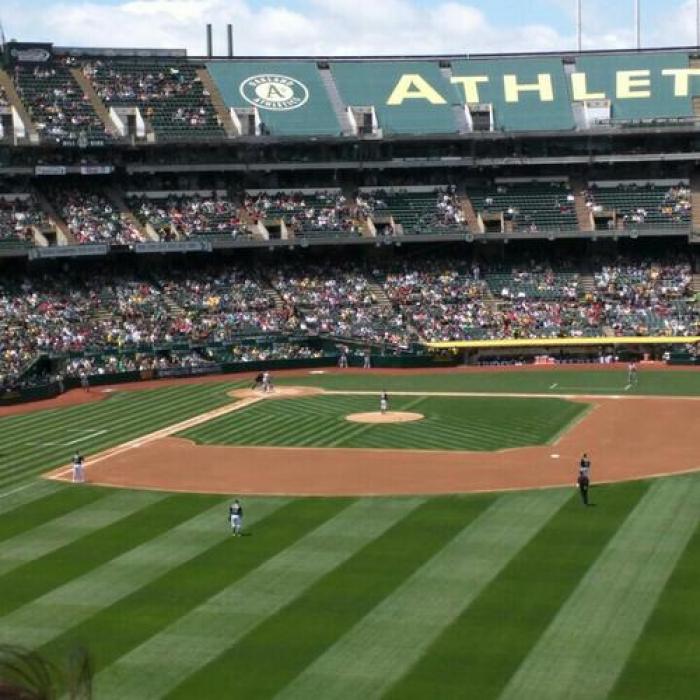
left=178, top=394, right=587, bottom=451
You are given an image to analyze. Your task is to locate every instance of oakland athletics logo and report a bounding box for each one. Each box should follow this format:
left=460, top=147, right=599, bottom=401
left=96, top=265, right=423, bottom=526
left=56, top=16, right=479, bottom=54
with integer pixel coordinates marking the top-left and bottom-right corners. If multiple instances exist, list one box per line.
left=239, top=74, right=309, bottom=111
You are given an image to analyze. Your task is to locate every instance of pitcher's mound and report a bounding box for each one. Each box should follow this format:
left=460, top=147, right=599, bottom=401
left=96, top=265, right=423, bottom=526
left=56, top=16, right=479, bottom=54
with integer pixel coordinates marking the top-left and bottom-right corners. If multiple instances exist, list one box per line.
left=346, top=411, right=424, bottom=424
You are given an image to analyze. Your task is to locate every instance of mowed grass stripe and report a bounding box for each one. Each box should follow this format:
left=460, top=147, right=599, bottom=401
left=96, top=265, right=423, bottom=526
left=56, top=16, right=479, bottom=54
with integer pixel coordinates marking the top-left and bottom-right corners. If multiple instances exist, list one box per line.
left=0, top=383, right=213, bottom=448
left=0, top=382, right=227, bottom=486
left=39, top=499, right=351, bottom=675
left=167, top=495, right=496, bottom=700
left=499, top=475, right=700, bottom=700
left=0, top=485, right=108, bottom=542
left=0, top=383, right=236, bottom=486
left=93, top=497, right=425, bottom=700
left=612, top=501, right=700, bottom=700
left=0, top=498, right=285, bottom=651
left=222, top=406, right=329, bottom=446
left=0, top=490, right=170, bottom=621
left=0, top=384, right=226, bottom=474
left=385, top=480, right=650, bottom=700
left=0, top=489, right=171, bottom=576
left=276, top=489, right=570, bottom=700
left=0, top=480, right=64, bottom=513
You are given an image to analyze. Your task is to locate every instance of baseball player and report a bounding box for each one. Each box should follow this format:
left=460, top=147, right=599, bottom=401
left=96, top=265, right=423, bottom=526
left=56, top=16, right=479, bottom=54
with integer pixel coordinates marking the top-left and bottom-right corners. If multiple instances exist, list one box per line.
left=251, top=371, right=264, bottom=390
left=72, top=452, right=85, bottom=484
left=379, top=391, right=389, bottom=414
left=229, top=499, right=243, bottom=536
left=262, top=371, right=273, bottom=393
left=627, top=362, right=638, bottom=385
left=577, top=453, right=591, bottom=506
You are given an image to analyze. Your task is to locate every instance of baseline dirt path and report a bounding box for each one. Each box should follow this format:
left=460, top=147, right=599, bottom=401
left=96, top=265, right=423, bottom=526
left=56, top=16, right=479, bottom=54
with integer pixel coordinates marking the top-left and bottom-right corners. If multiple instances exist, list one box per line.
left=47, top=388, right=700, bottom=496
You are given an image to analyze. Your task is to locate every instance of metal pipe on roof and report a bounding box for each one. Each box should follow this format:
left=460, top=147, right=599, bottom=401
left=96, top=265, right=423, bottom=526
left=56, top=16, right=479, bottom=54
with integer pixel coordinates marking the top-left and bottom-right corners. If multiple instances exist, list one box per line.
left=206, top=23, right=213, bottom=58
left=634, top=0, right=641, bottom=49
left=227, top=24, right=234, bottom=57
left=576, top=0, right=582, bottom=52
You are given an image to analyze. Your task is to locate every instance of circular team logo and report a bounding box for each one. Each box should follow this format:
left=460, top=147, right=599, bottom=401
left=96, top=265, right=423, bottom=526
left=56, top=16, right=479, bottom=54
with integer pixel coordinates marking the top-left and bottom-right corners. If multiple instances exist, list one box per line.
left=239, top=74, right=309, bottom=111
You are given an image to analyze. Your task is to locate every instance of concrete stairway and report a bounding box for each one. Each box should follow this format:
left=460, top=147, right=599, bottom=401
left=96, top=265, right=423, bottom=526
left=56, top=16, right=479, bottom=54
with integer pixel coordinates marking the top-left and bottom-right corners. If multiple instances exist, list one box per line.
left=691, top=171, right=700, bottom=233
left=579, top=273, right=596, bottom=296
left=0, top=68, right=38, bottom=141
left=69, top=67, right=120, bottom=138
left=367, top=280, right=392, bottom=308
left=460, top=193, right=481, bottom=234
left=33, top=191, right=76, bottom=245
left=692, top=273, right=700, bottom=295
left=196, top=69, right=237, bottom=138
left=265, top=287, right=286, bottom=310
left=105, top=187, right=158, bottom=241
left=571, top=178, right=594, bottom=232
left=318, top=66, right=354, bottom=136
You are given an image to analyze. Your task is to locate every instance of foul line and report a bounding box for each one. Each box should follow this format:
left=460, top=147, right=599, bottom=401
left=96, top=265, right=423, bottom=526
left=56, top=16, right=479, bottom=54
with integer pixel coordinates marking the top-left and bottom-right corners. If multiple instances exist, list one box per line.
left=47, top=395, right=264, bottom=480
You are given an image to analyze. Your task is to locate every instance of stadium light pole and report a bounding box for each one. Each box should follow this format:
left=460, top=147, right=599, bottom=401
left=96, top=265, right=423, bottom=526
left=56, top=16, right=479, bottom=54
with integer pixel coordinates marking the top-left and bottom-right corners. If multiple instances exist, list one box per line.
left=634, top=0, right=641, bottom=50
left=576, top=0, right=582, bottom=52
left=697, top=0, right=700, bottom=47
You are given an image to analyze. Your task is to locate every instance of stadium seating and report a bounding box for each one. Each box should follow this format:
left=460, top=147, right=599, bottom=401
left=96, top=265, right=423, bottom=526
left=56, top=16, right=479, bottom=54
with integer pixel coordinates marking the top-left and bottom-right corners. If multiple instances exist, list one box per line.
left=468, top=181, right=578, bottom=232
left=1, top=256, right=697, bottom=387
left=0, top=195, right=47, bottom=241
left=359, top=189, right=466, bottom=234
left=129, top=192, right=249, bottom=240
left=485, top=269, right=581, bottom=300
left=84, top=58, right=224, bottom=140
left=584, top=182, right=691, bottom=229
left=50, top=188, right=144, bottom=244
left=12, top=60, right=110, bottom=143
left=244, top=191, right=360, bottom=236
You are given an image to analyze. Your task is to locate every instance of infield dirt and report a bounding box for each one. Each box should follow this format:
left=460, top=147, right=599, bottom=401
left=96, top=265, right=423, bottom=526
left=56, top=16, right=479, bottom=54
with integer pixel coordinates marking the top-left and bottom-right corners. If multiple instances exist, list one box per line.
left=47, top=387, right=700, bottom=496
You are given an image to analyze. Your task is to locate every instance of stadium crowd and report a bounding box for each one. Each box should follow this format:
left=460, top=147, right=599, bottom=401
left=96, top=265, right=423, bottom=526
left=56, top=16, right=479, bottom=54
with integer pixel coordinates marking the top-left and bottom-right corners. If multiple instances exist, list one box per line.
left=0, top=196, right=45, bottom=241
left=53, top=189, right=144, bottom=244
left=1, top=256, right=697, bottom=387
left=130, top=193, right=248, bottom=240
left=243, top=192, right=359, bottom=235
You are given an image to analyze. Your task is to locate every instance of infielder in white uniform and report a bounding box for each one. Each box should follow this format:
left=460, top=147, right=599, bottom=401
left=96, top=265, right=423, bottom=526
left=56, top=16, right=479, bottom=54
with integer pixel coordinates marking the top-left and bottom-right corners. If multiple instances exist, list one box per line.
left=72, top=452, right=85, bottom=484
left=229, top=499, right=243, bottom=536
left=379, top=391, right=389, bottom=414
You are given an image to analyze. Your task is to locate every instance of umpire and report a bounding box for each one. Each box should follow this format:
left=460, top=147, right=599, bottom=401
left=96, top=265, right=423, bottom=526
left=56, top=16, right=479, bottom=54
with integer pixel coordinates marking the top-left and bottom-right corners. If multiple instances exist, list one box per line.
left=577, top=453, right=591, bottom=506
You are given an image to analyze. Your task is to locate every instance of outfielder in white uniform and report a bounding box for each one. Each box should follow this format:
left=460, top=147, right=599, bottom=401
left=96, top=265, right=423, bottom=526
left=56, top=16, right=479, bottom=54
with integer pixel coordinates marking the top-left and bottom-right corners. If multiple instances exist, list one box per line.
left=229, top=499, right=243, bottom=536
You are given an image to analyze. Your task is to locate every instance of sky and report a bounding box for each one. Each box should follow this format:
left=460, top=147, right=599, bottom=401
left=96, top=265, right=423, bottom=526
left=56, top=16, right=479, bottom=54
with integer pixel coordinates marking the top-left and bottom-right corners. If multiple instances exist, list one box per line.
left=0, top=0, right=697, bottom=56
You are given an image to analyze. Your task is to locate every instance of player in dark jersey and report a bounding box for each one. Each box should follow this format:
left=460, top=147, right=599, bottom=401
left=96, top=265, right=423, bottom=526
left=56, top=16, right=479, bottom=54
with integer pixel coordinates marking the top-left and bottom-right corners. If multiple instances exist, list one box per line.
left=577, top=453, right=591, bottom=506
left=229, top=499, right=243, bottom=536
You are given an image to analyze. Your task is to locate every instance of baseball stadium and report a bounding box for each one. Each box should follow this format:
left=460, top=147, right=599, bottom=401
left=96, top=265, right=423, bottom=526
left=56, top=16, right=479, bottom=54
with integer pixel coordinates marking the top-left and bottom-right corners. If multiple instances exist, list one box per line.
left=0, top=11, right=699, bottom=698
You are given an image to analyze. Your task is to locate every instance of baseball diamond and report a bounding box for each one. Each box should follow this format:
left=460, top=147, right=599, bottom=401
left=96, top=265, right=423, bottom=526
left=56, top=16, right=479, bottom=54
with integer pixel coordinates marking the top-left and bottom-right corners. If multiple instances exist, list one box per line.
left=0, top=367, right=698, bottom=699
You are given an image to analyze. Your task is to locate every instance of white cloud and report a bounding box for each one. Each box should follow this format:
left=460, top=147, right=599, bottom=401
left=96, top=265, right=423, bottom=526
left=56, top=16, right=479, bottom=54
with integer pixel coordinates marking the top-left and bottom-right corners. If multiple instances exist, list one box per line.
left=0, top=0, right=691, bottom=55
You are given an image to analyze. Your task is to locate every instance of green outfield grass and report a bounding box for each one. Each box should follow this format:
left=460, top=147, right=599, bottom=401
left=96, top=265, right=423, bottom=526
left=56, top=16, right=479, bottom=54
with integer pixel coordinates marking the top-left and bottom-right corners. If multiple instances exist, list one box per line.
left=279, top=367, right=700, bottom=396
left=178, top=394, right=587, bottom=451
left=0, top=368, right=698, bottom=699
